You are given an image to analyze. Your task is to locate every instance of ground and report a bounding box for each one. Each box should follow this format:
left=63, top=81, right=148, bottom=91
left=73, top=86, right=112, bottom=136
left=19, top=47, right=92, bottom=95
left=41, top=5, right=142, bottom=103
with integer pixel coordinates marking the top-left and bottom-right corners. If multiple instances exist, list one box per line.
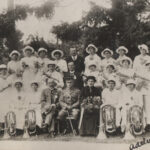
left=0, top=132, right=150, bottom=150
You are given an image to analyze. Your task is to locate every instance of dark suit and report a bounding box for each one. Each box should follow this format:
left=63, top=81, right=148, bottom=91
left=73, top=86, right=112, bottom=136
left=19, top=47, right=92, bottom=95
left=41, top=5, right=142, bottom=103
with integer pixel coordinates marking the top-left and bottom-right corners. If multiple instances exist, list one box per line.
left=66, top=55, right=85, bottom=73
left=64, top=71, right=83, bottom=89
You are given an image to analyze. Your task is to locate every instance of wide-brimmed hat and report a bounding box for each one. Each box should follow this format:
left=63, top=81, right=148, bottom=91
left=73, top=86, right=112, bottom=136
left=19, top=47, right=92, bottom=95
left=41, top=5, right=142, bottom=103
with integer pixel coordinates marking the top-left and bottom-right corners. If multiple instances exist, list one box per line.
left=126, top=79, right=136, bottom=86
left=138, top=44, right=149, bottom=53
left=51, top=49, right=64, bottom=59
left=106, top=63, right=115, bottom=70
left=9, top=50, right=20, bottom=58
left=14, top=79, right=23, bottom=86
left=0, top=64, right=7, bottom=70
left=116, top=46, right=128, bottom=54
left=38, top=48, right=48, bottom=54
left=107, top=77, right=116, bottom=84
left=86, top=44, right=98, bottom=54
left=64, top=75, right=74, bottom=82
left=145, top=60, right=150, bottom=66
left=23, top=46, right=34, bottom=54
left=30, top=80, right=39, bottom=86
left=121, top=57, right=132, bottom=66
left=101, top=48, right=113, bottom=58
left=86, top=76, right=96, bottom=82
left=88, top=63, right=97, bottom=68
left=47, top=60, right=56, bottom=66
left=47, top=78, right=57, bottom=85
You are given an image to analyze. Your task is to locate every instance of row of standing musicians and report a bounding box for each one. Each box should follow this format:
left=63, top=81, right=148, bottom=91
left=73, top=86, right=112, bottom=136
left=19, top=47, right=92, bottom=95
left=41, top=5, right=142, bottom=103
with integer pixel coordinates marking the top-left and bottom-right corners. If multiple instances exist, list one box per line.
left=0, top=43, right=150, bottom=138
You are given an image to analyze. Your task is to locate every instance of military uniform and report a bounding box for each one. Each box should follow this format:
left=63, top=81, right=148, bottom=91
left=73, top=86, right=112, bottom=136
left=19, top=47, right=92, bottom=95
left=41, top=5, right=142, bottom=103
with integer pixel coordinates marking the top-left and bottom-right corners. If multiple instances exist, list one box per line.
left=58, top=87, right=80, bottom=120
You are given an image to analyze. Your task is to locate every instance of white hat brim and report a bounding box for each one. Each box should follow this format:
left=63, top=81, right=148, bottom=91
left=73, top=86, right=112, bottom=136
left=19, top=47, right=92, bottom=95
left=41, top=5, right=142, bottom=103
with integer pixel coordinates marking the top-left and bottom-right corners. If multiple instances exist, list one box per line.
left=38, top=48, right=47, bottom=54
left=101, top=49, right=113, bottom=58
left=116, top=46, right=128, bottom=54
left=86, top=44, right=98, bottom=54
left=23, top=46, right=34, bottom=54
left=9, top=51, right=20, bottom=58
left=51, top=50, right=64, bottom=59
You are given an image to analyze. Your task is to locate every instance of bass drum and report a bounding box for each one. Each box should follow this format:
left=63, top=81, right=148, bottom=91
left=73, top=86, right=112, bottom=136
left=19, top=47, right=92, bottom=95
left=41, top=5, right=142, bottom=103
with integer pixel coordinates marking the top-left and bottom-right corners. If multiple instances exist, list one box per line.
left=25, top=110, right=36, bottom=135
left=5, top=111, right=16, bottom=136
left=129, top=105, right=144, bottom=136
left=102, top=105, right=116, bottom=134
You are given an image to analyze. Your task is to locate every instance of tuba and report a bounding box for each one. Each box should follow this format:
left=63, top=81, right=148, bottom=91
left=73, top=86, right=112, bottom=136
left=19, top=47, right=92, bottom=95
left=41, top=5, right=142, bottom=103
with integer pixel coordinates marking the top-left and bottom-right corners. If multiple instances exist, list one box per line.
left=102, top=105, right=116, bottom=134
left=23, top=110, right=36, bottom=138
left=3, top=111, right=16, bottom=139
left=129, top=105, right=144, bottom=136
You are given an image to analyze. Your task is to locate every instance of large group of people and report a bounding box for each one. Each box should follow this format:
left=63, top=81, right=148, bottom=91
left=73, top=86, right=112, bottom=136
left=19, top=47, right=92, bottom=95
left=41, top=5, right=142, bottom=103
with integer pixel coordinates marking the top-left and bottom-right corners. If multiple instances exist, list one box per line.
left=0, top=43, right=150, bottom=138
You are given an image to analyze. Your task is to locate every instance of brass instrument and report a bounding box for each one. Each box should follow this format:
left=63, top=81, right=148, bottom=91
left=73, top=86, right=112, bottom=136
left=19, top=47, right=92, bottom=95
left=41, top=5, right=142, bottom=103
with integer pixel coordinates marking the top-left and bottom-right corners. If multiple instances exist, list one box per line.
left=3, top=111, right=16, bottom=139
left=123, top=104, right=144, bottom=139
left=23, top=110, right=36, bottom=138
left=102, top=105, right=116, bottom=134
left=129, top=105, right=144, bottom=136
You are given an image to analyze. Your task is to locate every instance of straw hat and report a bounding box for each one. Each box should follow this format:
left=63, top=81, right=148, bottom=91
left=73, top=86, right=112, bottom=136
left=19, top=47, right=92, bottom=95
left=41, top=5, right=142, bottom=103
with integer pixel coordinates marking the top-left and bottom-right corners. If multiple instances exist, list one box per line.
left=116, top=46, right=128, bottom=54
left=101, top=48, right=113, bottom=58
left=86, top=44, right=98, bottom=54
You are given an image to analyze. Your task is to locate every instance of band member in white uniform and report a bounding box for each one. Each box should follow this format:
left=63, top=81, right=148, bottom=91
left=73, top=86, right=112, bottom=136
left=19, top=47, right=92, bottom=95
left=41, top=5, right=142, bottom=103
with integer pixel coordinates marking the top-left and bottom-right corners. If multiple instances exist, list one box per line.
left=102, top=78, right=122, bottom=127
left=0, top=65, right=11, bottom=123
left=116, top=57, right=134, bottom=87
left=101, top=48, right=116, bottom=71
left=121, top=79, right=143, bottom=132
left=115, top=46, right=129, bottom=67
left=42, top=60, right=64, bottom=88
left=133, top=44, right=150, bottom=74
left=9, top=80, right=26, bottom=130
left=37, top=47, right=49, bottom=72
left=7, top=50, right=22, bottom=84
left=51, top=49, right=68, bottom=73
left=21, top=46, right=39, bottom=91
left=84, top=44, right=101, bottom=72
left=134, top=61, right=150, bottom=126
left=26, top=80, right=42, bottom=127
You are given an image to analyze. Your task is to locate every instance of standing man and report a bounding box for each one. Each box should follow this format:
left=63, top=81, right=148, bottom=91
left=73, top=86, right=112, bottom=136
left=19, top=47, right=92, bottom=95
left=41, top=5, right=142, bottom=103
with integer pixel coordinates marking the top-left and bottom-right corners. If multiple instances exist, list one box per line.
left=66, top=47, right=85, bottom=74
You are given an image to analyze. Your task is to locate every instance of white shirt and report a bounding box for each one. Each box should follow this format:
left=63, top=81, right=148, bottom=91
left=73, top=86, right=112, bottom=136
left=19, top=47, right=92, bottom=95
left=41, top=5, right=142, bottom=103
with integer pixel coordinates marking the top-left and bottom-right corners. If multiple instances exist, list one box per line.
left=122, top=88, right=143, bottom=107
left=7, top=60, right=22, bottom=73
left=101, top=57, right=116, bottom=70
left=43, top=70, right=64, bottom=88
left=102, top=88, right=121, bottom=107
left=84, top=54, right=101, bottom=71
left=21, top=56, right=38, bottom=70
left=55, top=59, right=68, bottom=72
left=133, top=54, right=150, bottom=74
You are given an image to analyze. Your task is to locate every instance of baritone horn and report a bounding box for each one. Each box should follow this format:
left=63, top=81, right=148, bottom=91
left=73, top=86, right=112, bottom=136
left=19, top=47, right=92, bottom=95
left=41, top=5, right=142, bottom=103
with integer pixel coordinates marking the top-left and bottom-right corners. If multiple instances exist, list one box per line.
left=23, top=110, right=36, bottom=138
left=3, top=111, right=16, bottom=139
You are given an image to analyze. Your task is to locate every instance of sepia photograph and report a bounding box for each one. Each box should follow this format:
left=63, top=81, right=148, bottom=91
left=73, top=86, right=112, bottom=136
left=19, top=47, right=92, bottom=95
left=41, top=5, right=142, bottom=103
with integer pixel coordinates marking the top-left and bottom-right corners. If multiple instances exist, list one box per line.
left=0, top=0, right=150, bottom=150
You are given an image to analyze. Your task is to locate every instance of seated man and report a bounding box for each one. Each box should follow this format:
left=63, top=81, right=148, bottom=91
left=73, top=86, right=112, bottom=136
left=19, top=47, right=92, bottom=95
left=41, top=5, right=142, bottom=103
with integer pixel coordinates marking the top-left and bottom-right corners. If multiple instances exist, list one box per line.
left=58, top=76, right=80, bottom=133
left=102, top=78, right=122, bottom=129
left=40, top=78, right=61, bottom=137
left=121, top=79, right=143, bottom=133
left=79, top=76, right=102, bottom=136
